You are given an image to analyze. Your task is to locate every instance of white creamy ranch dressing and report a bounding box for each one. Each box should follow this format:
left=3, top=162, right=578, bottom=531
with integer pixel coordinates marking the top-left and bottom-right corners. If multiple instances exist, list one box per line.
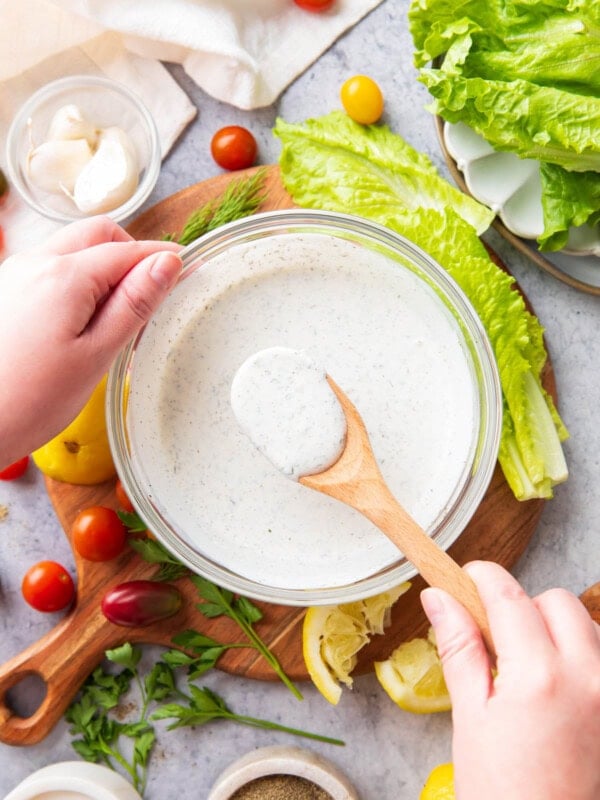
left=127, top=233, right=477, bottom=590
left=231, top=347, right=347, bottom=479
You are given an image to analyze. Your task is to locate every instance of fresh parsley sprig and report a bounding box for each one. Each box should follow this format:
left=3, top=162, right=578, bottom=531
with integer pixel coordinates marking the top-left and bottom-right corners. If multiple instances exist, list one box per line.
left=127, top=535, right=190, bottom=582
left=65, top=643, right=169, bottom=795
left=122, top=524, right=302, bottom=699
left=66, top=642, right=342, bottom=796
left=191, top=575, right=303, bottom=700
left=152, top=684, right=343, bottom=746
left=117, top=511, right=147, bottom=534
left=163, top=630, right=249, bottom=679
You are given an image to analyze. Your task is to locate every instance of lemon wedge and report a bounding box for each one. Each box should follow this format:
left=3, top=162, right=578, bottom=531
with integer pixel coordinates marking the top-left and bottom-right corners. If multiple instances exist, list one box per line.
left=374, top=626, right=451, bottom=713
left=302, top=583, right=411, bottom=705
left=32, top=375, right=116, bottom=485
left=420, top=763, right=455, bottom=800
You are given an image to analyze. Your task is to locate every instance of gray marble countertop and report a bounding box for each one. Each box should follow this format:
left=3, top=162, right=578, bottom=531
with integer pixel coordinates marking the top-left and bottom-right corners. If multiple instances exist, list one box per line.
left=1, top=1, right=599, bottom=798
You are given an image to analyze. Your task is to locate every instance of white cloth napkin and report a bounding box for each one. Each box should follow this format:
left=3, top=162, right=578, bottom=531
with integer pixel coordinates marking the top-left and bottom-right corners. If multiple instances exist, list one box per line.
left=0, top=0, right=198, bottom=253
left=1, top=0, right=384, bottom=111
left=0, top=0, right=382, bottom=254
left=41, top=0, right=384, bottom=110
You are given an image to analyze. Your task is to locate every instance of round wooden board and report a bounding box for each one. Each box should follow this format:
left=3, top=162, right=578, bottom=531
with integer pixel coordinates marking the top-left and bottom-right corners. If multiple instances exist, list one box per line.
left=0, top=165, right=559, bottom=747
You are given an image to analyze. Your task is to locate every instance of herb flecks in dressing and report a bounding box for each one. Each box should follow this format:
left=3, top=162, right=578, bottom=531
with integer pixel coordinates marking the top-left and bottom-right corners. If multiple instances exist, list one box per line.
left=231, top=347, right=347, bottom=480
left=128, top=234, right=477, bottom=590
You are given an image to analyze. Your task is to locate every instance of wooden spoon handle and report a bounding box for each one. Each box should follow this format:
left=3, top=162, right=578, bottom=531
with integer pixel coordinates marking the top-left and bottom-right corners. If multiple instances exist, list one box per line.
left=580, top=582, right=600, bottom=625
left=356, top=480, right=495, bottom=657
left=303, top=378, right=495, bottom=654
left=0, top=607, right=115, bottom=746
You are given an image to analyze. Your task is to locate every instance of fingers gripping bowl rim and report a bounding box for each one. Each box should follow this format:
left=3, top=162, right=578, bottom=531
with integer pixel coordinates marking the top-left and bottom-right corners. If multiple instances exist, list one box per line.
left=107, top=209, right=502, bottom=606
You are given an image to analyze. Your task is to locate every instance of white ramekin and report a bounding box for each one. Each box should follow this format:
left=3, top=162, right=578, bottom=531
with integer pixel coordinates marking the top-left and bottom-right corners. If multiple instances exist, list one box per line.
left=4, top=761, right=143, bottom=800
left=207, top=745, right=360, bottom=799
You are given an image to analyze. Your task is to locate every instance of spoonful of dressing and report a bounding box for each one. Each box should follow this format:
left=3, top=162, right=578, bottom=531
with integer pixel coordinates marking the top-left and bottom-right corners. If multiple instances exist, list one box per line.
left=231, top=346, right=347, bottom=480
left=232, top=346, right=494, bottom=656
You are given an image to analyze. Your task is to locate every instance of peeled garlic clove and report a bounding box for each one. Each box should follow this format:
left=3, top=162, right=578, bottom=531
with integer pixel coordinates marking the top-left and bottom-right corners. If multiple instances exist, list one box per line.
left=47, top=104, right=99, bottom=147
left=73, top=127, right=139, bottom=214
left=27, top=138, right=94, bottom=194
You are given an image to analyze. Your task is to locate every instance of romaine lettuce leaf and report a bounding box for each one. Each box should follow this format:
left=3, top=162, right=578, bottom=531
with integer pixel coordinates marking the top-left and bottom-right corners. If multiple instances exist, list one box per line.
left=409, top=0, right=509, bottom=68
left=539, top=164, right=600, bottom=251
left=410, top=0, right=600, bottom=95
left=420, top=70, right=600, bottom=173
left=274, top=112, right=568, bottom=500
left=463, top=16, right=600, bottom=97
left=275, top=112, right=493, bottom=234
left=408, top=0, right=600, bottom=249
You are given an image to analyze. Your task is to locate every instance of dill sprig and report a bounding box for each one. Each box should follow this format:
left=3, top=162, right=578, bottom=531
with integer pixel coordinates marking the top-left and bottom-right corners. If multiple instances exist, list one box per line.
left=165, top=168, right=268, bottom=246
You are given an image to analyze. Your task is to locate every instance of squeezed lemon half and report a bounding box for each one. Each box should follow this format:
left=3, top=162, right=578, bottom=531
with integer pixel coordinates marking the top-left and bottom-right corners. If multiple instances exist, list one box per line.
left=374, top=626, right=451, bottom=713
left=420, top=763, right=455, bottom=800
left=302, top=583, right=411, bottom=705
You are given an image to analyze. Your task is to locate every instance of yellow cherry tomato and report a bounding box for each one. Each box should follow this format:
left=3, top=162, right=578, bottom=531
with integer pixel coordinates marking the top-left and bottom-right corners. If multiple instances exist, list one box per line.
left=33, top=375, right=116, bottom=485
left=340, top=75, right=384, bottom=125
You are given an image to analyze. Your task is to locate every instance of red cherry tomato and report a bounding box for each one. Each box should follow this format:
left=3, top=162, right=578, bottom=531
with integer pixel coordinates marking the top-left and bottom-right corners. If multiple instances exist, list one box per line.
left=210, top=126, right=258, bottom=171
left=0, top=456, right=29, bottom=480
left=340, top=74, right=384, bottom=125
left=293, top=0, right=335, bottom=10
left=115, top=479, right=135, bottom=513
left=22, top=561, right=75, bottom=612
left=72, top=506, right=127, bottom=562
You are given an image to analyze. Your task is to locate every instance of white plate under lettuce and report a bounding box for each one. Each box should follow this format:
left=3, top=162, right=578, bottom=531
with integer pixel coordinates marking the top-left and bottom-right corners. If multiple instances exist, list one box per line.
left=439, top=120, right=600, bottom=294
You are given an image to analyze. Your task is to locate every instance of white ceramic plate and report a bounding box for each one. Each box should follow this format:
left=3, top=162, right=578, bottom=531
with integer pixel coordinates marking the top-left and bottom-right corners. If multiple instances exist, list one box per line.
left=438, top=120, right=600, bottom=294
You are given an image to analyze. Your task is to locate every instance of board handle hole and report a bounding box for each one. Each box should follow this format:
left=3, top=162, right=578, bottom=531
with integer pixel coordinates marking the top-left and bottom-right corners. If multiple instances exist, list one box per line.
left=5, top=674, right=47, bottom=718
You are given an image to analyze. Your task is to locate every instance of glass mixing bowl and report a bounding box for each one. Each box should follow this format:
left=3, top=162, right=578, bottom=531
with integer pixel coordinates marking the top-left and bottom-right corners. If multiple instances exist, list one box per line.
left=107, top=210, right=502, bottom=605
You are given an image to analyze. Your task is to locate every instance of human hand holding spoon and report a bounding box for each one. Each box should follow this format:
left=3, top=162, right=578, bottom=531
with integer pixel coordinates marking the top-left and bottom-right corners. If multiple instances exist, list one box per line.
left=232, top=347, right=495, bottom=657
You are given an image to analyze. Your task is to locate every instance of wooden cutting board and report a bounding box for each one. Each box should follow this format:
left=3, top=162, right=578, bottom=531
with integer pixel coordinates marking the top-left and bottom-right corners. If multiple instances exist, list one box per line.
left=0, top=165, right=593, bottom=748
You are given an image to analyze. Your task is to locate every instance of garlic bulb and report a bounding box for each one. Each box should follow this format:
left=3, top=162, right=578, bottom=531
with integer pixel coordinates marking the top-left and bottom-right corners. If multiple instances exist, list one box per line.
left=72, top=127, right=139, bottom=214
left=47, top=104, right=99, bottom=147
left=27, top=138, right=93, bottom=194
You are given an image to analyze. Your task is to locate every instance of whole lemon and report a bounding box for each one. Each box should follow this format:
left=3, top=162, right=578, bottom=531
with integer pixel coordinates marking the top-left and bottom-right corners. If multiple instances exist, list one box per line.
left=33, top=375, right=116, bottom=485
left=420, top=763, right=455, bottom=800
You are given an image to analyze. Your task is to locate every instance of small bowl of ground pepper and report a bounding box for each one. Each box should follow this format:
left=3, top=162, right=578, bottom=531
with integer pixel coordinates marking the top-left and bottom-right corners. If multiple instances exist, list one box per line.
left=207, top=745, right=359, bottom=800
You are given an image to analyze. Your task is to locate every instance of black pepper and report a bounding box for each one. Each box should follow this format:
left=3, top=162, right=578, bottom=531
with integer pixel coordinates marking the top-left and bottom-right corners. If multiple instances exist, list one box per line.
left=229, top=773, right=334, bottom=800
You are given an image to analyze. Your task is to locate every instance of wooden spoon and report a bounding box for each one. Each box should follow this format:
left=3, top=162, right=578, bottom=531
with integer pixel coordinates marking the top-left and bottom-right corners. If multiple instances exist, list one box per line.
left=580, top=582, right=600, bottom=625
left=300, top=377, right=496, bottom=657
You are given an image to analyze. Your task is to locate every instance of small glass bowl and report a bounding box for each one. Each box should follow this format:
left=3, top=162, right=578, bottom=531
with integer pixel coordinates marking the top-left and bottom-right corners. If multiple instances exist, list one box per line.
left=107, top=210, right=502, bottom=606
left=5, top=75, right=160, bottom=224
